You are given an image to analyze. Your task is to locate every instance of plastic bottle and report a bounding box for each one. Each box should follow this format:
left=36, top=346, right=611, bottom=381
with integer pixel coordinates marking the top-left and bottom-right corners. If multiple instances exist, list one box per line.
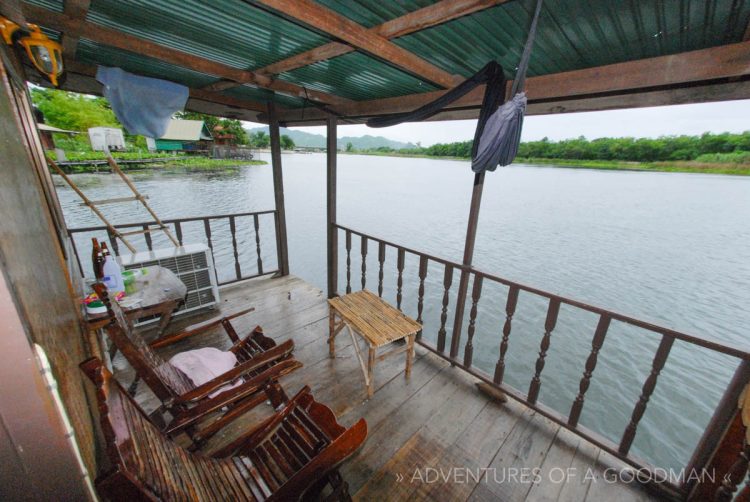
left=102, top=254, right=124, bottom=294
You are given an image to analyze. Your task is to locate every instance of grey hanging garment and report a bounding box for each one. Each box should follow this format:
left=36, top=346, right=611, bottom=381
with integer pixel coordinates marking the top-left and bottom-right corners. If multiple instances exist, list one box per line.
left=367, top=0, right=543, bottom=174
left=472, top=0, right=543, bottom=172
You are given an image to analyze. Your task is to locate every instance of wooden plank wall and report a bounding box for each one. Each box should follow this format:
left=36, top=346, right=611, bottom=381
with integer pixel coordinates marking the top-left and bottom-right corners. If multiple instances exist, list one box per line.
left=0, top=44, right=99, bottom=482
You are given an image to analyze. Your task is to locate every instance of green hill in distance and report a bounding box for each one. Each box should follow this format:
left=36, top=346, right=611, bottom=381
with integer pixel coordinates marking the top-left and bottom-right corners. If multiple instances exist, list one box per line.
left=246, top=126, right=416, bottom=150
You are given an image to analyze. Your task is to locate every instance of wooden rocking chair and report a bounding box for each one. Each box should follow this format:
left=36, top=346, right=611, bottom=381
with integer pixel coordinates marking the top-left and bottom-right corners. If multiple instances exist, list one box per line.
left=92, top=283, right=302, bottom=448
left=81, top=358, right=367, bottom=501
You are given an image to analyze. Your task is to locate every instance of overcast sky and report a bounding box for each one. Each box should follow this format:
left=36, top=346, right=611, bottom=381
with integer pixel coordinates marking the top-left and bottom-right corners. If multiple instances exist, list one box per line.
left=246, top=99, right=750, bottom=146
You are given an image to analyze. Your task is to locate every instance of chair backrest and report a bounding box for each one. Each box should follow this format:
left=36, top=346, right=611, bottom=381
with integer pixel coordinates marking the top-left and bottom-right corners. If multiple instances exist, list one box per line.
left=92, top=283, right=194, bottom=401
left=80, top=357, right=241, bottom=500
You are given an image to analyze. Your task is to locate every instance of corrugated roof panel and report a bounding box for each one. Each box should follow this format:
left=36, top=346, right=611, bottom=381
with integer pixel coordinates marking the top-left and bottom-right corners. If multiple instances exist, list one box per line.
left=394, top=0, right=750, bottom=79
left=86, top=0, right=332, bottom=71
left=23, top=0, right=63, bottom=13
left=221, top=85, right=306, bottom=109
left=278, top=51, right=439, bottom=101
left=76, top=39, right=219, bottom=89
left=312, top=0, right=435, bottom=29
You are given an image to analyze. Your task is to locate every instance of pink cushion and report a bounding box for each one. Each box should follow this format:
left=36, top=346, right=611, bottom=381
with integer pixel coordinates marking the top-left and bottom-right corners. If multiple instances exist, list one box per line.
left=169, top=347, right=242, bottom=398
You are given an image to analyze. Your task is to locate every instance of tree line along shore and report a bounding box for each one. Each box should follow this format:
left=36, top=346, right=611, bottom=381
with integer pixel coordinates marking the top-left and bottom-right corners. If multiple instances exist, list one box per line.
left=343, top=132, right=750, bottom=175
left=35, top=87, right=749, bottom=175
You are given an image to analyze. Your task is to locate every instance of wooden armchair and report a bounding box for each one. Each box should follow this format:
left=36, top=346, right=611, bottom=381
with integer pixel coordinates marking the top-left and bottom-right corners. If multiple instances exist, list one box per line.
left=81, top=358, right=367, bottom=501
left=92, top=283, right=302, bottom=448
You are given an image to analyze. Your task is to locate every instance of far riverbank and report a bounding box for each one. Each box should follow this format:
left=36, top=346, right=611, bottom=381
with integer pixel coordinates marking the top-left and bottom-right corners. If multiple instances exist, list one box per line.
left=340, top=151, right=750, bottom=175
left=50, top=154, right=267, bottom=174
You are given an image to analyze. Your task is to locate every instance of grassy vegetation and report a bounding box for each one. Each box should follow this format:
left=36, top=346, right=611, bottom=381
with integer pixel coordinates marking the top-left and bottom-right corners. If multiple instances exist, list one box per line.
left=52, top=153, right=267, bottom=173
left=514, top=157, right=750, bottom=175
left=342, top=150, right=750, bottom=175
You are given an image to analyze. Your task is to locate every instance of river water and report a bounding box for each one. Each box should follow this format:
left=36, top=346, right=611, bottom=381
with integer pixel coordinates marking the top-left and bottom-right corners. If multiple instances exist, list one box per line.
left=54, top=152, right=750, bottom=472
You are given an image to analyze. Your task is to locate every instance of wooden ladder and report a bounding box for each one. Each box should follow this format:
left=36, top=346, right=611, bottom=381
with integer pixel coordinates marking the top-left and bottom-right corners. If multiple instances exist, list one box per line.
left=48, top=154, right=180, bottom=254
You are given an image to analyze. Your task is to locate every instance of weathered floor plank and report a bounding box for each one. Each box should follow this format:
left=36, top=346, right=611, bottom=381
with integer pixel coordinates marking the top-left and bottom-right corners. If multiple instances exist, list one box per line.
left=111, top=275, right=662, bottom=502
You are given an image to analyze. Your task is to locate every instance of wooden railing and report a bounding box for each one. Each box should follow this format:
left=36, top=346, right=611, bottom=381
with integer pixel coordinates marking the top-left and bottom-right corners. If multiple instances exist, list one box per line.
left=333, top=223, right=750, bottom=500
left=68, top=210, right=281, bottom=285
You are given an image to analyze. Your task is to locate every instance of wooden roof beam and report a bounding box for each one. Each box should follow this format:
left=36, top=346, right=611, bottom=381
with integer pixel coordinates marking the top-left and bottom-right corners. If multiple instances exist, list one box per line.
left=248, top=0, right=461, bottom=88
left=255, top=0, right=511, bottom=77
left=273, top=39, right=750, bottom=122
left=61, top=0, right=91, bottom=58
left=278, top=80, right=750, bottom=126
left=21, top=3, right=353, bottom=108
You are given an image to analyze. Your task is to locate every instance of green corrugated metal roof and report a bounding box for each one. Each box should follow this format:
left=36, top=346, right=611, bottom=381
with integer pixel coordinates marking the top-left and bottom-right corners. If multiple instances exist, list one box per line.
left=312, top=0, right=435, bottom=29
left=76, top=39, right=219, bottom=89
left=220, top=85, right=306, bottom=109
left=86, top=0, right=332, bottom=71
left=24, top=0, right=62, bottom=13
left=25, top=0, right=750, bottom=111
left=394, top=0, right=750, bottom=79
left=279, top=51, right=439, bottom=101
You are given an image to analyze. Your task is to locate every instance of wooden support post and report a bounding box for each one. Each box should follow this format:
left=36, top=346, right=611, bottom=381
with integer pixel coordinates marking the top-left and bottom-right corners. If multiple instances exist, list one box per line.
left=326, top=116, right=338, bottom=298
left=686, top=359, right=750, bottom=499
left=449, top=171, right=485, bottom=360
left=268, top=103, right=289, bottom=276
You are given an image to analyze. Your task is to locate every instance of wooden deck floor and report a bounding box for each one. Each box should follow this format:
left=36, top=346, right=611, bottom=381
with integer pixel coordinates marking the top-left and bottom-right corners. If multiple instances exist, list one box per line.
left=114, top=274, right=662, bottom=502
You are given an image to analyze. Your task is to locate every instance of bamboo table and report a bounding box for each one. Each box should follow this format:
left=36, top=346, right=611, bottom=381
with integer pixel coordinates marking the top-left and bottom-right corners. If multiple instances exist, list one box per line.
left=328, top=290, right=422, bottom=398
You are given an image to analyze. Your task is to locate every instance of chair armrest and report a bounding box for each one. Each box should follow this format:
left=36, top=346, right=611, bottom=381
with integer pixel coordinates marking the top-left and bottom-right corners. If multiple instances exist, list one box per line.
left=173, top=339, right=296, bottom=404
left=273, top=418, right=368, bottom=501
left=150, top=307, right=255, bottom=348
left=165, top=360, right=303, bottom=435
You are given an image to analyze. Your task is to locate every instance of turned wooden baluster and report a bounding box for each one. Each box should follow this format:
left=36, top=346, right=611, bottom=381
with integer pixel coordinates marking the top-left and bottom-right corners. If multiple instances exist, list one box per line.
left=716, top=440, right=750, bottom=501
left=416, top=256, right=428, bottom=325
left=396, top=248, right=405, bottom=310
left=568, top=314, right=611, bottom=427
left=463, top=275, right=483, bottom=367
left=174, top=221, right=183, bottom=246
left=229, top=215, right=241, bottom=280
left=253, top=214, right=263, bottom=275
left=361, top=236, right=368, bottom=290
left=493, top=285, right=519, bottom=385
left=415, top=256, right=428, bottom=341
left=437, top=264, right=454, bottom=353
left=619, top=335, right=675, bottom=455
left=528, top=298, right=561, bottom=404
left=142, top=224, right=153, bottom=250
left=345, top=230, right=352, bottom=294
left=377, top=241, right=386, bottom=297
left=203, top=219, right=219, bottom=283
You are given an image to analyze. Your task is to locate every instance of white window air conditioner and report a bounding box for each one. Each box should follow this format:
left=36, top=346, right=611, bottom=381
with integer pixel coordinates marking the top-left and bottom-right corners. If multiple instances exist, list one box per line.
left=117, top=243, right=219, bottom=325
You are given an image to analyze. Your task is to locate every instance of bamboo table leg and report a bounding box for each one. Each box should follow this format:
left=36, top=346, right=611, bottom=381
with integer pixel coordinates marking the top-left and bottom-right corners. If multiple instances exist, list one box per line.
left=329, top=309, right=336, bottom=358
left=346, top=324, right=372, bottom=397
left=328, top=310, right=346, bottom=358
left=405, top=333, right=415, bottom=378
left=367, top=346, right=376, bottom=398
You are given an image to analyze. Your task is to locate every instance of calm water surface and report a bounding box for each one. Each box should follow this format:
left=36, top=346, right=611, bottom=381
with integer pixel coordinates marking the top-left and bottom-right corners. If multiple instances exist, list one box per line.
left=54, top=153, right=750, bottom=471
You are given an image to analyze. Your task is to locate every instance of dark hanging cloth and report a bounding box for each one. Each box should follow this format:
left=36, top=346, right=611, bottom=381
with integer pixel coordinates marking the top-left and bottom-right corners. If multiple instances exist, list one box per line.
left=366, top=0, right=544, bottom=174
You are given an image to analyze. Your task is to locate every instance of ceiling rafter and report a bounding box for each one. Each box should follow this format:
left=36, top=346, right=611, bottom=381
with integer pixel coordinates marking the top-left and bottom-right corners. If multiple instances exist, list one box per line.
left=21, top=3, right=354, bottom=108
left=256, top=0, right=511, bottom=77
left=61, top=0, right=91, bottom=57
left=271, top=40, right=750, bottom=123
left=248, top=0, right=462, bottom=88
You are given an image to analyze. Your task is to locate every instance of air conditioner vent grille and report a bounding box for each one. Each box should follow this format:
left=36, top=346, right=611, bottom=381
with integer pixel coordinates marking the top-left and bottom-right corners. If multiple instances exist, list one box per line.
left=122, top=244, right=219, bottom=325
